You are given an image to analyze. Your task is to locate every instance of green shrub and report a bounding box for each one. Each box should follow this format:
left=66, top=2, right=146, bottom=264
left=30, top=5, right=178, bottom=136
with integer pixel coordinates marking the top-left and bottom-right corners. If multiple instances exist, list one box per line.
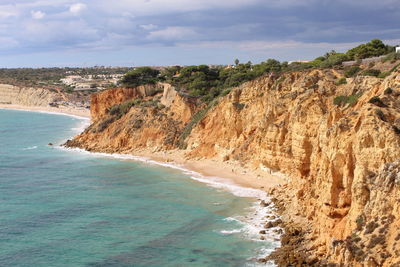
left=336, top=77, right=347, bottom=85
left=356, top=215, right=365, bottom=231
left=108, top=99, right=142, bottom=117
left=346, top=39, right=393, bottom=60
left=382, top=52, right=400, bottom=62
left=378, top=72, right=391, bottom=78
left=232, top=102, right=245, bottom=111
left=108, top=105, right=121, bottom=116
left=333, top=93, right=362, bottom=106
left=220, top=88, right=231, bottom=97
left=344, top=66, right=361, bottom=77
left=178, top=99, right=218, bottom=148
left=362, top=69, right=381, bottom=77
left=121, top=67, right=160, bottom=88
left=96, top=117, right=115, bottom=132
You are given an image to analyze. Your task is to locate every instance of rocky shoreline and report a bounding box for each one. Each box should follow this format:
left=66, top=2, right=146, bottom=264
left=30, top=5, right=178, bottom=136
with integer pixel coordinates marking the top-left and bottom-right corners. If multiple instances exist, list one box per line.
left=260, top=192, right=328, bottom=266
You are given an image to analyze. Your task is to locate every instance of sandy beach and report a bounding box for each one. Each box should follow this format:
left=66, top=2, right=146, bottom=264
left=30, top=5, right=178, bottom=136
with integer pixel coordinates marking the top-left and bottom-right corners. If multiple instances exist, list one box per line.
left=131, top=149, right=287, bottom=192
left=0, top=104, right=91, bottom=119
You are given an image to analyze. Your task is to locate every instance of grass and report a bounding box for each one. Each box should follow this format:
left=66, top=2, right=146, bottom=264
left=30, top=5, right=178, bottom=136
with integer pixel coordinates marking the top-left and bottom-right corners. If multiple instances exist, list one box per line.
left=108, top=99, right=142, bottom=117
left=362, top=69, right=381, bottom=77
left=333, top=93, right=362, bottom=106
left=336, top=77, right=347, bottom=85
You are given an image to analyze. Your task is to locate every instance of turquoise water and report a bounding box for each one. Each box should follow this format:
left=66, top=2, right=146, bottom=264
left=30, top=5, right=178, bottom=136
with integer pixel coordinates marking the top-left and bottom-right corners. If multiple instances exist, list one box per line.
left=0, top=109, right=276, bottom=267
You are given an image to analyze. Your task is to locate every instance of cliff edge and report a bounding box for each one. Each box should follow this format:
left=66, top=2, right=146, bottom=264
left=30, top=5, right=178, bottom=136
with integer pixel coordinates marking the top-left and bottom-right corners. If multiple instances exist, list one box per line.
left=66, top=69, right=400, bottom=266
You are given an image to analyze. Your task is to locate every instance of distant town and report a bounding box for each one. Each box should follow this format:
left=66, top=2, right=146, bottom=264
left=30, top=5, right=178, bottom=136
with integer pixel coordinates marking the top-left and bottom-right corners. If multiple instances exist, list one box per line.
left=60, top=73, right=124, bottom=91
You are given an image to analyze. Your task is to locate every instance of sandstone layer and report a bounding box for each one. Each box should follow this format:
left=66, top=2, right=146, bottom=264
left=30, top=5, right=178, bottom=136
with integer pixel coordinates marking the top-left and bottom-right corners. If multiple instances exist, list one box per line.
left=0, top=84, right=59, bottom=106
left=66, top=70, right=400, bottom=266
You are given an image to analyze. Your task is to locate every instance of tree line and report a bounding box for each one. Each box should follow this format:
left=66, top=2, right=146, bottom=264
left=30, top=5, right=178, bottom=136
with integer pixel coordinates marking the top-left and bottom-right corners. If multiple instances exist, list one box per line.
left=121, top=39, right=398, bottom=102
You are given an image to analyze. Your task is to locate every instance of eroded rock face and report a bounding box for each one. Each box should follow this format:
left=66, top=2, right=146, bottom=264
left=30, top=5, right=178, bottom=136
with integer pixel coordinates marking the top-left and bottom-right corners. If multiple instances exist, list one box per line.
left=67, top=83, right=201, bottom=151
left=186, top=69, right=400, bottom=266
left=67, top=69, right=400, bottom=266
left=0, top=84, right=58, bottom=106
left=90, top=84, right=164, bottom=120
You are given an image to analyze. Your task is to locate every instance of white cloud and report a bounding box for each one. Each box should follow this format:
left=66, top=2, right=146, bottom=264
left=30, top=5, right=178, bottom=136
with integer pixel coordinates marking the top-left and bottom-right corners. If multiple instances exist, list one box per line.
left=69, top=3, right=87, bottom=15
left=22, top=20, right=98, bottom=46
left=0, top=5, right=19, bottom=19
left=140, top=24, right=158, bottom=31
left=147, top=27, right=197, bottom=40
left=31, top=10, right=45, bottom=19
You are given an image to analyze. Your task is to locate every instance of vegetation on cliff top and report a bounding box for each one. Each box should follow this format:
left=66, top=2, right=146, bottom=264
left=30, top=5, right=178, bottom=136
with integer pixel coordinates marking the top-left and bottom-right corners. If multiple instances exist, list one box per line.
left=121, top=39, right=397, bottom=103
left=120, top=67, right=160, bottom=88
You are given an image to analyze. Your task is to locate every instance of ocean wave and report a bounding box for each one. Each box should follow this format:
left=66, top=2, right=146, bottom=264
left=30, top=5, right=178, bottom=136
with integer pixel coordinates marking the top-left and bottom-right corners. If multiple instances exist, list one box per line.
left=223, top=217, right=244, bottom=223
left=220, top=229, right=242, bottom=234
left=22, top=146, right=38, bottom=150
left=70, top=120, right=91, bottom=134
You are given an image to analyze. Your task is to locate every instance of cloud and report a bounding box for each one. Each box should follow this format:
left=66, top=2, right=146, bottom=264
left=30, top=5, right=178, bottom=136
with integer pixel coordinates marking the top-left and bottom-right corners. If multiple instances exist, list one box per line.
left=31, top=10, right=45, bottom=19
left=140, top=24, right=158, bottom=31
left=0, top=0, right=399, bottom=66
left=0, top=5, right=19, bottom=19
left=69, top=3, right=87, bottom=15
left=21, top=19, right=99, bottom=49
left=147, top=27, right=198, bottom=41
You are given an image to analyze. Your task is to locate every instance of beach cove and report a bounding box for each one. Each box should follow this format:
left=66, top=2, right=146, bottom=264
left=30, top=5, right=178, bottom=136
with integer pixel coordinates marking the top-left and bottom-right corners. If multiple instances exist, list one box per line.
left=0, top=107, right=282, bottom=266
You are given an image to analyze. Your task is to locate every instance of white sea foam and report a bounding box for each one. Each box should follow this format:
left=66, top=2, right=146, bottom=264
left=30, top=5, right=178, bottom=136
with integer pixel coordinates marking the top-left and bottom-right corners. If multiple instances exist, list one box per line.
left=22, top=146, right=38, bottom=150
left=223, top=217, right=244, bottom=223
left=220, top=229, right=242, bottom=235
left=70, top=119, right=91, bottom=134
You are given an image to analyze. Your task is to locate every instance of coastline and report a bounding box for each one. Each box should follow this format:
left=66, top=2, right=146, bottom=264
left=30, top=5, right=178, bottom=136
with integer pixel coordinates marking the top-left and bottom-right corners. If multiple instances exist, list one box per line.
left=1, top=103, right=285, bottom=194
left=2, top=104, right=287, bottom=264
left=131, top=149, right=286, bottom=192
left=0, top=104, right=91, bottom=119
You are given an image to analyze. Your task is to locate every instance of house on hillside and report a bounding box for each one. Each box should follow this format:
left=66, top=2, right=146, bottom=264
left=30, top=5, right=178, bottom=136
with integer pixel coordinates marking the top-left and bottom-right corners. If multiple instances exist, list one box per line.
left=396, top=46, right=400, bottom=53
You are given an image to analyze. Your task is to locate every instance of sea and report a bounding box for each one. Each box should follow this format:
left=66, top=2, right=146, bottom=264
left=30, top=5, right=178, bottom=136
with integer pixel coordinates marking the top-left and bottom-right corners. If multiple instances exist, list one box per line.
left=0, top=109, right=279, bottom=267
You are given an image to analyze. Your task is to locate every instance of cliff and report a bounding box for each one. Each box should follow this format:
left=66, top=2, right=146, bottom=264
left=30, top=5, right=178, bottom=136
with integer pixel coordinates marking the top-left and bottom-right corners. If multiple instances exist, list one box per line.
left=66, top=69, right=400, bottom=266
left=0, top=84, right=59, bottom=106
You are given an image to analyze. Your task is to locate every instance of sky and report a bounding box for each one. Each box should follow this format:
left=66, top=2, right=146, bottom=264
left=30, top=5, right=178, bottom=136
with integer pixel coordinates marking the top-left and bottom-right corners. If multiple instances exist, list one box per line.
left=0, top=0, right=399, bottom=67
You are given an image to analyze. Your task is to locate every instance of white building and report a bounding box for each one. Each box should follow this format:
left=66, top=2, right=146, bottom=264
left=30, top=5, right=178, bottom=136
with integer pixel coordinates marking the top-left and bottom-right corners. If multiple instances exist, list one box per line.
left=60, top=75, right=84, bottom=86
left=396, top=46, right=400, bottom=53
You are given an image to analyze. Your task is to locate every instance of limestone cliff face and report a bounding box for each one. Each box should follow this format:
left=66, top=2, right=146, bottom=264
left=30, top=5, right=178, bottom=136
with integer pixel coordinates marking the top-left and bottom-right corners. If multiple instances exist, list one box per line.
left=67, top=69, right=400, bottom=266
left=90, top=84, right=165, bottom=120
left=67, top=83, right=201, bottom=152
left=0, top=84, right=59, bottom=106
left=186, top=69, right=400, bottom=266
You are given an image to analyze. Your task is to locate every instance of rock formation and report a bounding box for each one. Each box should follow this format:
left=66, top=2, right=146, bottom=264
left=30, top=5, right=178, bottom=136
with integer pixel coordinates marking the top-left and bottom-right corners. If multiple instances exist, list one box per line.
left=66, top=69, right=400, bottom=266
left=0, top=84, right=59, bottom=106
